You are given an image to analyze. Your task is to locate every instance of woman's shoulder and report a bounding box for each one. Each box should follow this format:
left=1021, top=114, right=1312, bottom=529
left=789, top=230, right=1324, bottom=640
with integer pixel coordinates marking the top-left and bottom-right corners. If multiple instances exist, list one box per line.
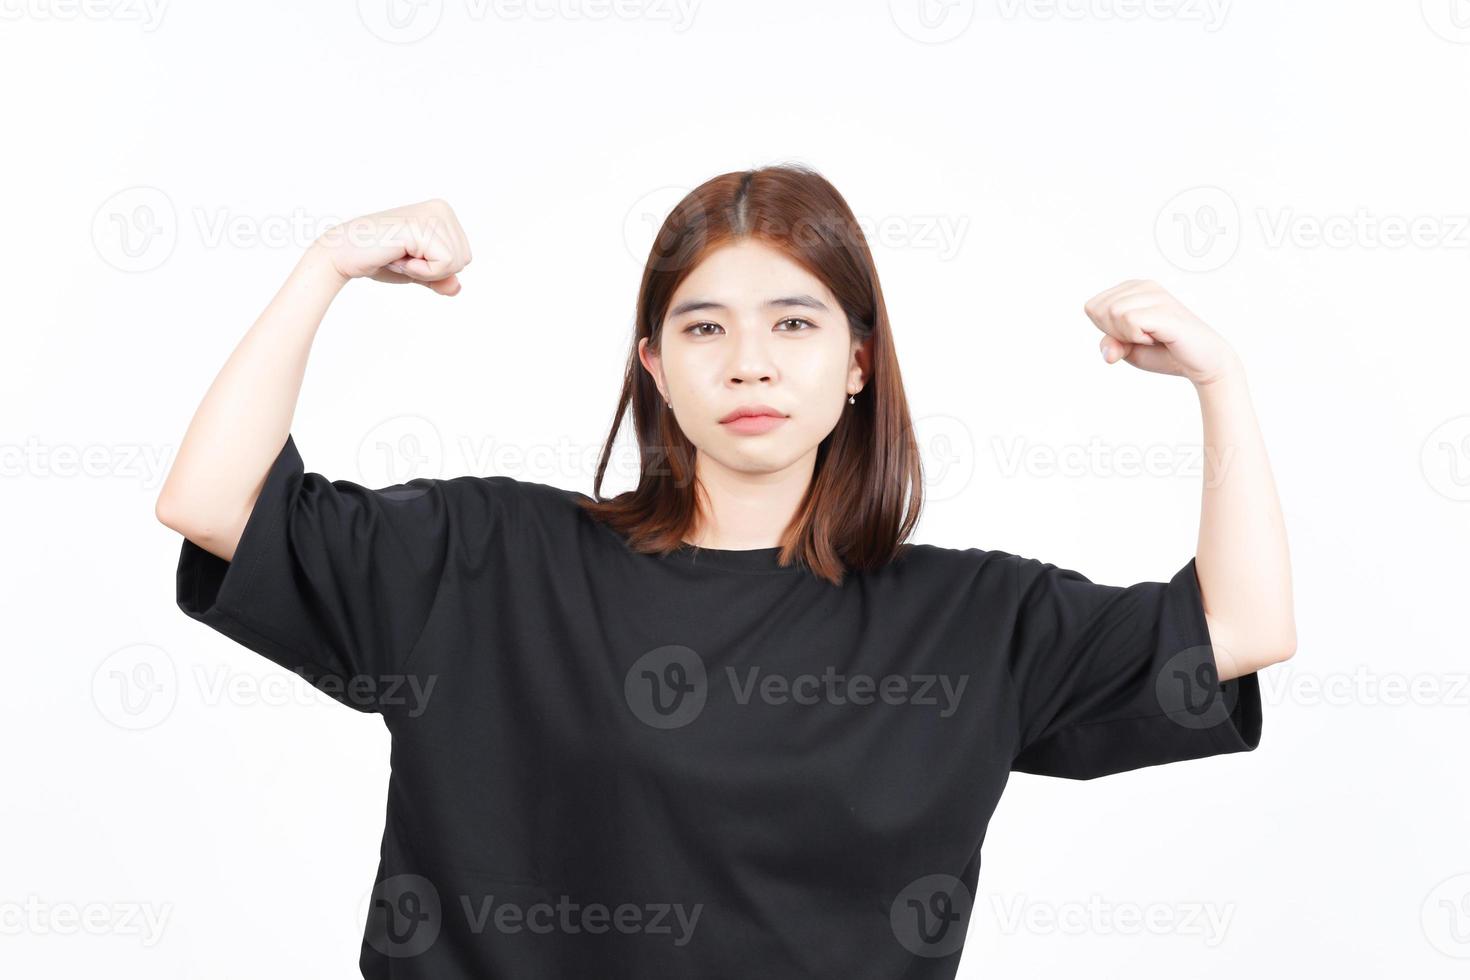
left=442, top=471, right=591, bottom=514
left=895, top=540, right=1020, bottom=568
left=868, top=541, right=1022, bottom=592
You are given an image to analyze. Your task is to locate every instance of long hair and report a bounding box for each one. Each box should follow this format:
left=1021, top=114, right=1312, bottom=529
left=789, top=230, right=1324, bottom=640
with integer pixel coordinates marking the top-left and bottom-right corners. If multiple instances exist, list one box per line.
left=579, top=163, right=923, bottom=586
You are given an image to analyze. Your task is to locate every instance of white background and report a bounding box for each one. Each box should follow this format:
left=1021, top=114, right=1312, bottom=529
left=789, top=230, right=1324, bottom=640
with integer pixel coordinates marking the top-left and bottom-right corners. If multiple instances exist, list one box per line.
left=4, top=0, right=1467, bottom=976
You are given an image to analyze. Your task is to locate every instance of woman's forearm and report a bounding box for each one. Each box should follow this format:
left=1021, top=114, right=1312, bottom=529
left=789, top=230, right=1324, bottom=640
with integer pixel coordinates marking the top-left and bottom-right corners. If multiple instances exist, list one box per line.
left=155, top=242, right=348, bottom=558
left=156, top=199, right=474, bottom=560
left=1194, top=357, right=1297, bottom=680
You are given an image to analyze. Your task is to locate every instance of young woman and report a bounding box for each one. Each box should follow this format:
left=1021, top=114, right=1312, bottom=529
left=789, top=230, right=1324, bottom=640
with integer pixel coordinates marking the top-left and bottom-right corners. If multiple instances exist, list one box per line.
left=157, top=165, right=1295, bottom=979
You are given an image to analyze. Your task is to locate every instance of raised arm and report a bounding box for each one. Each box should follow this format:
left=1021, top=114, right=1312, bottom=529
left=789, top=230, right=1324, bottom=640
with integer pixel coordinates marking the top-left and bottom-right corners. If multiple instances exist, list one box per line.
left=1191, top=359, right=1296, bottom=681
left=1084, top=279, right=1297, bottom=683
left=154, top=198, right=473, bottom=561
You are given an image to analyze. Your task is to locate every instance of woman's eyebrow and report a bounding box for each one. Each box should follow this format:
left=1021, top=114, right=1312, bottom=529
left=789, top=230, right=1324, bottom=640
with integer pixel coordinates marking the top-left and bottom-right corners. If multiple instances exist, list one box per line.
left=667, top=295, right=830, bottom=317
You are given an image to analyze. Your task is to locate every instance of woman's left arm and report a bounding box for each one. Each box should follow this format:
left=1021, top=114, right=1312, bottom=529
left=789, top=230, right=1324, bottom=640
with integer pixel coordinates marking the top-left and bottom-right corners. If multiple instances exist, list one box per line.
left=1084, top=279, right=1297, bottom=683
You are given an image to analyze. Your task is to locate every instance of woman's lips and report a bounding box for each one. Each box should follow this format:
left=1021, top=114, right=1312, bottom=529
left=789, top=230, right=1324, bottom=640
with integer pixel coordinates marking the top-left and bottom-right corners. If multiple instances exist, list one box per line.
left=720, top=415, right=788, bottom=435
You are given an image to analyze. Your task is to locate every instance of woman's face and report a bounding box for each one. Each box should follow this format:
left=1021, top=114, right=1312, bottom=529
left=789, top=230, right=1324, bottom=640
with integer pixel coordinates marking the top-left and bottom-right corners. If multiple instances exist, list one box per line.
left=638, top=239, right=867, bottom=479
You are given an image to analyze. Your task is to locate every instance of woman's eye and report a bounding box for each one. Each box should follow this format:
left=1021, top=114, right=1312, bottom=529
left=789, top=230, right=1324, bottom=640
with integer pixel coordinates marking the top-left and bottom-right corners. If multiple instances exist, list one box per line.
left=683, top=318, right=814, bottom=336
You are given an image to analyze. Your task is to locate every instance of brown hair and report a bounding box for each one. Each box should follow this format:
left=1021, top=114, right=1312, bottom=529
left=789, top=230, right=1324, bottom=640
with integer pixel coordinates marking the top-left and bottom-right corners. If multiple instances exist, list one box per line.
left=578, top=163, right=923, bottom=586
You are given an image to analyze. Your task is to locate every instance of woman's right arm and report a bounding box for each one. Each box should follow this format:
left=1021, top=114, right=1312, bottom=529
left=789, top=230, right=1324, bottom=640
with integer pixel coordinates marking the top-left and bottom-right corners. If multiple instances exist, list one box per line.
left=154, top=198, right=473, bottom=562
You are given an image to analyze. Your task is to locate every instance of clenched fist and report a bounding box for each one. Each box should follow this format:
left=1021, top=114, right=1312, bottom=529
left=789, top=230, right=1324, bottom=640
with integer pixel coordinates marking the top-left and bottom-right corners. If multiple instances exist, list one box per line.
left=1082, top=280, right=1240, bottom=387
left=313, top=198, right=473, bottom=296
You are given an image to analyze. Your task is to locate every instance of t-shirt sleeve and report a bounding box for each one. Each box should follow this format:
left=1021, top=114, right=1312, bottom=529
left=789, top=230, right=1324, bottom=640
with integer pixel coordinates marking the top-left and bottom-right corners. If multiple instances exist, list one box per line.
left=1002, top=552, right=1262, bottom=780
left=173, top=433, right=478, bottom=714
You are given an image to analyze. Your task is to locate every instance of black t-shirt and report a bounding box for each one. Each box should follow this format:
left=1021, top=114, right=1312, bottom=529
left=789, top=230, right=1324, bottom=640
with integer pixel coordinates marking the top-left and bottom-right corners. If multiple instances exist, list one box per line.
left=174, top=433, right=1262, bottom=979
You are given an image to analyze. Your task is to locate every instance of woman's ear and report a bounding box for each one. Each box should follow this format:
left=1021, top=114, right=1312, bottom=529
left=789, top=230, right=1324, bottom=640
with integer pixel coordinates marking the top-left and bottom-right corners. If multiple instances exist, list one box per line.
left=848, top=339, right=869, bottom=393
left=638, top=336, right=667, bottom=402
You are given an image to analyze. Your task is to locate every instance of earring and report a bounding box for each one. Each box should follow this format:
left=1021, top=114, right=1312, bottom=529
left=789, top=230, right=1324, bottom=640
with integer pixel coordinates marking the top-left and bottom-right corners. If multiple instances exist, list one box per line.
left=847, top=393, right=855, bottom=405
